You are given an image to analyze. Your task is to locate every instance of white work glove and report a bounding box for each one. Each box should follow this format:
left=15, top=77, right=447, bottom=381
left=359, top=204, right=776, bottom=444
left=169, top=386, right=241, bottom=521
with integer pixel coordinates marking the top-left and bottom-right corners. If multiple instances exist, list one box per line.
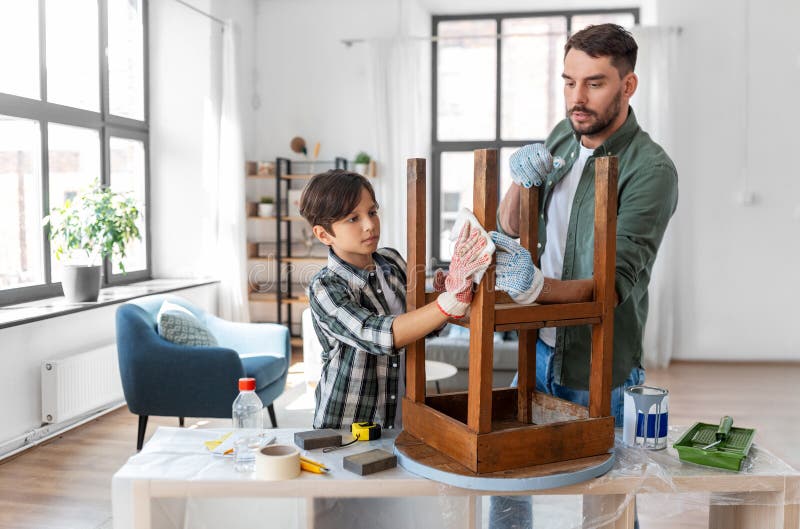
left=489, top=231, right=544, bottom=305
left=509, top=143, right=565, bottom=188
left=436, top=223, right=492, bottom=318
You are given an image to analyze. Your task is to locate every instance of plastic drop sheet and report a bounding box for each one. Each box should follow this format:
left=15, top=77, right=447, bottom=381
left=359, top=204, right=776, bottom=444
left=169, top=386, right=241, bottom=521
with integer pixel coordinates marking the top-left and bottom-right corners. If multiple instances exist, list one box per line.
left=111, top=426, right=799, bottom=529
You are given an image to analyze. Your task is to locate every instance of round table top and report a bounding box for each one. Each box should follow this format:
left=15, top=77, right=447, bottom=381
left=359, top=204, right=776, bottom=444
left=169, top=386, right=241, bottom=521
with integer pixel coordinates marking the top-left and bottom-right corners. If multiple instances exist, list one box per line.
left=394, top=430, right=616, bottom=491
left=424, top=360, right=458, bottom=382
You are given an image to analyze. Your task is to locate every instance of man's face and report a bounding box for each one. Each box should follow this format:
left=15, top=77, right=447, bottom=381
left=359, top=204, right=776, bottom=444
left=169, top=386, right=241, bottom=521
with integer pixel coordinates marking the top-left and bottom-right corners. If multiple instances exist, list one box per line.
left=562, top=49, right=633, bottom=140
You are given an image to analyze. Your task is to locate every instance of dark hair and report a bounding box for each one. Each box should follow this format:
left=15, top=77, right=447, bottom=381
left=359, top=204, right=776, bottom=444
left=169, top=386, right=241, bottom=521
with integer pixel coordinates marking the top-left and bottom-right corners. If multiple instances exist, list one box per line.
left=565, top=23, right=638, bottom=77
left=299, top=169, right=377, bottom=234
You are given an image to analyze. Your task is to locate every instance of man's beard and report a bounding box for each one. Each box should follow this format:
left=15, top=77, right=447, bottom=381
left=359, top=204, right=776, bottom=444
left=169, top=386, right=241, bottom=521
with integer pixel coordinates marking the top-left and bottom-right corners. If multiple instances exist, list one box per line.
left=567, top=90, right=623, bottom=137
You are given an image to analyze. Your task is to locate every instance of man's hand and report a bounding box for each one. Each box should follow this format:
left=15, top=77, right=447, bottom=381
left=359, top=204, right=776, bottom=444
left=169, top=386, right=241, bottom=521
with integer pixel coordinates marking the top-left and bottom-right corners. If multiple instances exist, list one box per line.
left=489, top=231, right=544, bottom=305
left=509, top=143, right=564, bottom=188
left=436, top=223, right=492, bottom=318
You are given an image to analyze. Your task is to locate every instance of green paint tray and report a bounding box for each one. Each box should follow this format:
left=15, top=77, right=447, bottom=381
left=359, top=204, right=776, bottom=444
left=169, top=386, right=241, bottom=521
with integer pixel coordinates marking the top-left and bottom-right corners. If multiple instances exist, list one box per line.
left=673, top=422, right=756, bottom=471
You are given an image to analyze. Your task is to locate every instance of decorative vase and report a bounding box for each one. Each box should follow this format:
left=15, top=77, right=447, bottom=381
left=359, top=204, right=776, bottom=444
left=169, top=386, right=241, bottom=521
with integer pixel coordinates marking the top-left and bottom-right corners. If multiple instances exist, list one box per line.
left=258, top=203, right=274, bottom=217
left=61, top=264, right=102, bottom=303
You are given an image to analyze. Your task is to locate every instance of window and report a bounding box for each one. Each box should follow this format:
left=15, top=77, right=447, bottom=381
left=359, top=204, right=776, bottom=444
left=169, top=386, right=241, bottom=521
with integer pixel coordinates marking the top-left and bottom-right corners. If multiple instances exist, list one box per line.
left=432, top=9, right=637, bottom=262
left=0, top=0, right=149, bottom=305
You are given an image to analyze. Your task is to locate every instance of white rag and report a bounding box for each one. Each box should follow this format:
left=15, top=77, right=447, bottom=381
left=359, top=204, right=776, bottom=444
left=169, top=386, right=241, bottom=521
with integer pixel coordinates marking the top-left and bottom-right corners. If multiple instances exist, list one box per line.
left=448, top=208, right=495, bottom=284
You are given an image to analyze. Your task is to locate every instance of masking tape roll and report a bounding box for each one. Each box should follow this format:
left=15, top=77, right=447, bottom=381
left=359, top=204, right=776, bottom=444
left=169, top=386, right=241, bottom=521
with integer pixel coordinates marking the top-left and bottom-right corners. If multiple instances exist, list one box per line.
left=255, top=444, right=301, bottom=480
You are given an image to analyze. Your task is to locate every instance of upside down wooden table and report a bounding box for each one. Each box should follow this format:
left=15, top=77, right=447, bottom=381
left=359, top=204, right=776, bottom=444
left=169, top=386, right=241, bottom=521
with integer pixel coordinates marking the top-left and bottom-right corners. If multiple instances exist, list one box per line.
left=112, top=426, right=799, bottom=529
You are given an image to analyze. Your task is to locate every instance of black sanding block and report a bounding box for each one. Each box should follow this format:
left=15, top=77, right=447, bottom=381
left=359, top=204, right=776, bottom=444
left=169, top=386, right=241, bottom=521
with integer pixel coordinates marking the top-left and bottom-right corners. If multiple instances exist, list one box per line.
left=294, top=429, right=341, bottom=450
left=343, top=449, right=397, bottom=475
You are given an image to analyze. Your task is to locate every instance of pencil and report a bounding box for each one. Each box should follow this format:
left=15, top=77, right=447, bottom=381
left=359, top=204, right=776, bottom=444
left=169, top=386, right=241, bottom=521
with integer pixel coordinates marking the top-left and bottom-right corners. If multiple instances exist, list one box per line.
left=300, top=456, right=330, bottom=474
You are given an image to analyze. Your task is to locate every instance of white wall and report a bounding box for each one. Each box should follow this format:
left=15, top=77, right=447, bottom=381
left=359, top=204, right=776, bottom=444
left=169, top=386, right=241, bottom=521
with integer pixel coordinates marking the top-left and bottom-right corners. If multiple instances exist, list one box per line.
left=657, top=0, right=800, bottom=361
left=0, top=284, right=216, bottom=450
left=253, top=0, right=650, bottom=161
left=254, top=0, right=403, bottom=162
left=149, top=0, right=257, bottom=278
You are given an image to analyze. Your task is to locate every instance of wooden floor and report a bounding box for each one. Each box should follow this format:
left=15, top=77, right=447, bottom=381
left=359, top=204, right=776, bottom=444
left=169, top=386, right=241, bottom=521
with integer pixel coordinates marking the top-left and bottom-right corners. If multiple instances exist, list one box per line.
left=0, top=361, right=797, bottom=529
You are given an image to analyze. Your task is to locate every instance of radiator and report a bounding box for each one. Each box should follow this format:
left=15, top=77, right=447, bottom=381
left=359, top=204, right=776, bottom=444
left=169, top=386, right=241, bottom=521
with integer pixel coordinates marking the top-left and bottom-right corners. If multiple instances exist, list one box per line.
left=41, top=345, right=124, bottom=424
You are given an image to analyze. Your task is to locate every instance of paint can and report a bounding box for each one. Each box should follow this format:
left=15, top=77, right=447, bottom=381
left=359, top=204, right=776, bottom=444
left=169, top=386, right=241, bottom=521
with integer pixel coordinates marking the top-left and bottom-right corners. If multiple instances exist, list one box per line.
left=623, top=385, right=669, bottom=449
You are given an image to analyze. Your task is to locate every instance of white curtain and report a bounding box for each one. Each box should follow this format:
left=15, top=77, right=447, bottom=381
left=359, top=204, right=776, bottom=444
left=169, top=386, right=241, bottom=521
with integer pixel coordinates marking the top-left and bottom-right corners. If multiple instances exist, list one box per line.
left=365, top=38, right=431, bottom=257
left=215, top=20, right=249, bottom=322
left=630, top=26, right=681, bottom=369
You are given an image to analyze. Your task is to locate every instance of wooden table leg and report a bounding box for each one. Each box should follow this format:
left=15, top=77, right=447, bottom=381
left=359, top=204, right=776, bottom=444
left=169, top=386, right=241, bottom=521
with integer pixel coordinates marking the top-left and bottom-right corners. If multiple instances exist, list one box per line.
left=583, top=494, right=635, bottom=529
left=710, top=491, right=783, bottom=529
left=786, top=476, right=800, bottom=529
left=468, top=495, right=480, bottom=529
left=306, top=498, right=316, bottom=529
left=131, top=481, right=152, bottom=529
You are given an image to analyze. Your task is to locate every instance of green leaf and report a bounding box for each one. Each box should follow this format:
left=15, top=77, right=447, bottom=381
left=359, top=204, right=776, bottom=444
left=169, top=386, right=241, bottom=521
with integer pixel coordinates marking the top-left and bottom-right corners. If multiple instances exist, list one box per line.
left=43, top=179, right=143, bottom=273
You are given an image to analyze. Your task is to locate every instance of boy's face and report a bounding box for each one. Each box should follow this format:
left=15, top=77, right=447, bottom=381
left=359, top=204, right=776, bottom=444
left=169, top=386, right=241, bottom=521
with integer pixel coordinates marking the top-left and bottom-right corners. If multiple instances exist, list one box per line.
left=312, top=187, right=380, bottom=268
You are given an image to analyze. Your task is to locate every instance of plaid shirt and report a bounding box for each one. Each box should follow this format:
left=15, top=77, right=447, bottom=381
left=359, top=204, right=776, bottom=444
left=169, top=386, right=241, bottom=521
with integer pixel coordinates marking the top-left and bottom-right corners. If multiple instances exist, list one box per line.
left=308, top=247, right=407, bottom=429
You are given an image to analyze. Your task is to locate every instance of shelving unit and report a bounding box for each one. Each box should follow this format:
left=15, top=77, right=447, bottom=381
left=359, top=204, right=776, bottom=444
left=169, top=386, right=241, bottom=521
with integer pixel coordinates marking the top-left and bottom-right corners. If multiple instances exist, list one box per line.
left=245, top=157, right=378, bottom=337
left=273, top=157, right=347, bottom=337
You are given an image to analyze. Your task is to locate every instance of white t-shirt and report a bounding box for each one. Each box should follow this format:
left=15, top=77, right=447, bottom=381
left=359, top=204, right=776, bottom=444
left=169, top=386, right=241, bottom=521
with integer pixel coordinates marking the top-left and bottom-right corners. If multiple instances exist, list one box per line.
left=375, top=268, right=405, bottom=429
left=539, top=143, right=594, bottom=347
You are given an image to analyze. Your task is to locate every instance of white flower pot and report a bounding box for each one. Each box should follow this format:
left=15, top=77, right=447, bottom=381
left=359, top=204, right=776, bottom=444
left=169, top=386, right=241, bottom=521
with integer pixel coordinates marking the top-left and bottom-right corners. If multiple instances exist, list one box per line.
left=258, top=203, right=274, bottom=217
left=62, top=264, right=102, bottom=303
left=354, top=163, right=368, bottom=176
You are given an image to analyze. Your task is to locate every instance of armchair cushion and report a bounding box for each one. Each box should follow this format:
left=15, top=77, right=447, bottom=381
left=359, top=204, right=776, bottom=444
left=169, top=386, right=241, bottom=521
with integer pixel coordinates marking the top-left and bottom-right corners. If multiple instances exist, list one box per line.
left=157, top=300, right=218, bottom=346
left=240, top=353, right=287, bottom=389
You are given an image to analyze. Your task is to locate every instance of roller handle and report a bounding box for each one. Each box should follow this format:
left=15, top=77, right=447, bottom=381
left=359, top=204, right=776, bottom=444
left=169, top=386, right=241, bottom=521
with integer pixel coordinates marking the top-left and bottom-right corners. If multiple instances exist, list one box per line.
left=716, top=416, right=733, bottom=440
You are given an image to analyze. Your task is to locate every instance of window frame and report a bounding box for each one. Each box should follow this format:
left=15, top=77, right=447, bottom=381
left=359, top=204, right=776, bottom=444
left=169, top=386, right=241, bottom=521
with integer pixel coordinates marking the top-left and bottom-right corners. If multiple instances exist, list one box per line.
left=431, top=8, right=639, bottom=264
left=0, top=0, right=150, bottom=305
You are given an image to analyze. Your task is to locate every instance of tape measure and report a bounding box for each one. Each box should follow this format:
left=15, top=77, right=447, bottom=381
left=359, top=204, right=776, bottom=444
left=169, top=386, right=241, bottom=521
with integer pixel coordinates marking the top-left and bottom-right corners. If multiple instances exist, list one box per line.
left=351, top=421, right=382, bottom=441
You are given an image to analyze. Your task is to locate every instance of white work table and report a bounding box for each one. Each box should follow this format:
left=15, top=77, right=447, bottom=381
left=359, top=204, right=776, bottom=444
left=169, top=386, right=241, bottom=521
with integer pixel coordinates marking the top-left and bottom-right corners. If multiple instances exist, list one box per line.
left=112, top=426, right=800, bottom=529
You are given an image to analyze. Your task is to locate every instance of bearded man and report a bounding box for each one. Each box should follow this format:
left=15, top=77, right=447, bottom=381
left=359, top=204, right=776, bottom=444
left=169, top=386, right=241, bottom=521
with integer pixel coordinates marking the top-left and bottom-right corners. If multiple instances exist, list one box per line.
left=494, top=23, right=679, bottom=426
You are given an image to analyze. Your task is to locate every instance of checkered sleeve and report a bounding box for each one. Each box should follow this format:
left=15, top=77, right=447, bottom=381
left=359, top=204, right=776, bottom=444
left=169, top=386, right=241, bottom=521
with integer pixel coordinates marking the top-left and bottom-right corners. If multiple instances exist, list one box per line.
left=309, top=274, right=397, bottom=356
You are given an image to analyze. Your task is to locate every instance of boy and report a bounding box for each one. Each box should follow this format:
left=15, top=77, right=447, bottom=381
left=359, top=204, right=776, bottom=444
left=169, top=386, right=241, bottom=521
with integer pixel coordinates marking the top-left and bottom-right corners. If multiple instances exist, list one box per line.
left=299, top=169, right=492, bottom=429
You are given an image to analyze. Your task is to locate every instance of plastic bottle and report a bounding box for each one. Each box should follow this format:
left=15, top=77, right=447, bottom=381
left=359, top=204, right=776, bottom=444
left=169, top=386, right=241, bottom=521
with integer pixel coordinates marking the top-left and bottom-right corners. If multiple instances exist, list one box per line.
left=232, top=377, right=264, bottom=472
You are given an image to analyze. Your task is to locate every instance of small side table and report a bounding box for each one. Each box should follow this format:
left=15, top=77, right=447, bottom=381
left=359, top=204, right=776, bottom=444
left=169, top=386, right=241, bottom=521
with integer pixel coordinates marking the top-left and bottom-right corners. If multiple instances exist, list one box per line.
left=424, top=360, right=457, bottom=394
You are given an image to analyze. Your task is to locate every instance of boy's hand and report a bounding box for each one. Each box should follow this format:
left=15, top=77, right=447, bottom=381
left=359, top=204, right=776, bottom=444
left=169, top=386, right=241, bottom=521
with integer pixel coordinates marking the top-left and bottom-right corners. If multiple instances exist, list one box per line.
left=489, top=231, right=544, bottom=305
left=436, top=223, right=492, bottom=318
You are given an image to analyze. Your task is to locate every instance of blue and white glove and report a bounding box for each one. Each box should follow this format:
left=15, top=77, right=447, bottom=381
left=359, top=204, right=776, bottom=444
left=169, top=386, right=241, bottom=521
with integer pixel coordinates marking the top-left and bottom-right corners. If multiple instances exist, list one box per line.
left=489, top=231, right=544, bottom=305
left=509, top=143, right=565, bottom=189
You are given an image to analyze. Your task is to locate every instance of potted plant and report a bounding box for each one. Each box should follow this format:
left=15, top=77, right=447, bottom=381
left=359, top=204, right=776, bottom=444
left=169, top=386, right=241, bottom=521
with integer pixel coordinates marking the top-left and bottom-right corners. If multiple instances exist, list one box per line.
left=353, top=152, right=370, bottom=176
left=258, top=196, right=275, bottom=217
left=43, top=180, right=141, bottom=303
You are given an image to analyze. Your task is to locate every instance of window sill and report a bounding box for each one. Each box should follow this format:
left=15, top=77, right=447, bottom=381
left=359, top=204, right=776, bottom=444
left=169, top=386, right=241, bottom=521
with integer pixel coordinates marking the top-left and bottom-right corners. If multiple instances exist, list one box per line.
left=0, top=278, right=218, bottom=329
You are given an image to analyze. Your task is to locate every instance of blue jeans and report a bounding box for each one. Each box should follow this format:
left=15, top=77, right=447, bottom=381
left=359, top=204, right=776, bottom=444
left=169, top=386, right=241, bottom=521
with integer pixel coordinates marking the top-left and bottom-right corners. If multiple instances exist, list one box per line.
left=490, top=339, right=644, bottom=529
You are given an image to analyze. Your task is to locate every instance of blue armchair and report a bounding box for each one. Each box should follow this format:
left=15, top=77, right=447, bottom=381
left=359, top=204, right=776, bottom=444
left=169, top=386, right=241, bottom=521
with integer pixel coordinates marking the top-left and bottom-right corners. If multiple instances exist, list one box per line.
left=116, top=295, right=290, bottom=450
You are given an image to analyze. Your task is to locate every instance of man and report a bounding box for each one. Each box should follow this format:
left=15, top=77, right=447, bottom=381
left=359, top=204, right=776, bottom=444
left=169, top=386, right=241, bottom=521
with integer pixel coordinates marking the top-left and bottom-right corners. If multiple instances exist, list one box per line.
left=488, top=23, right=678, bottom=529
left=493, top=23, right=678, bottom=423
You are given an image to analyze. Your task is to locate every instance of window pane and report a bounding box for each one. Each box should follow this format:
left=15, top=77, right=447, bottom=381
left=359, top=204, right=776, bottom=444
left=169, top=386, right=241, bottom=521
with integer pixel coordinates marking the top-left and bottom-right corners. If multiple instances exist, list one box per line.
left=439, top=152, right=474, bottom=260
left=108, top=0, right=145, bottom=120
left=437, top=20, right=496, bottom=141
left=0, top=116, right=43, bottom=290
left=110, top=137, right=146, bottom=273
left=46, top=0, right=99, bottom=111
left=571, top=13, right=636, bottom=34
left=501, top=17, right=567, bottom=140
left=0, top=2, right=40, bottom=99
left=48, top=124, right=101, bottom=280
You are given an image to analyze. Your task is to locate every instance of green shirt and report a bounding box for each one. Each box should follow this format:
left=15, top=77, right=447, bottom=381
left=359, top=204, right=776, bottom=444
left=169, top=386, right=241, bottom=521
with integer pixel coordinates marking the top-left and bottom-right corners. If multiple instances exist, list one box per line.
left=503, top=108, right=678, bottom=389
